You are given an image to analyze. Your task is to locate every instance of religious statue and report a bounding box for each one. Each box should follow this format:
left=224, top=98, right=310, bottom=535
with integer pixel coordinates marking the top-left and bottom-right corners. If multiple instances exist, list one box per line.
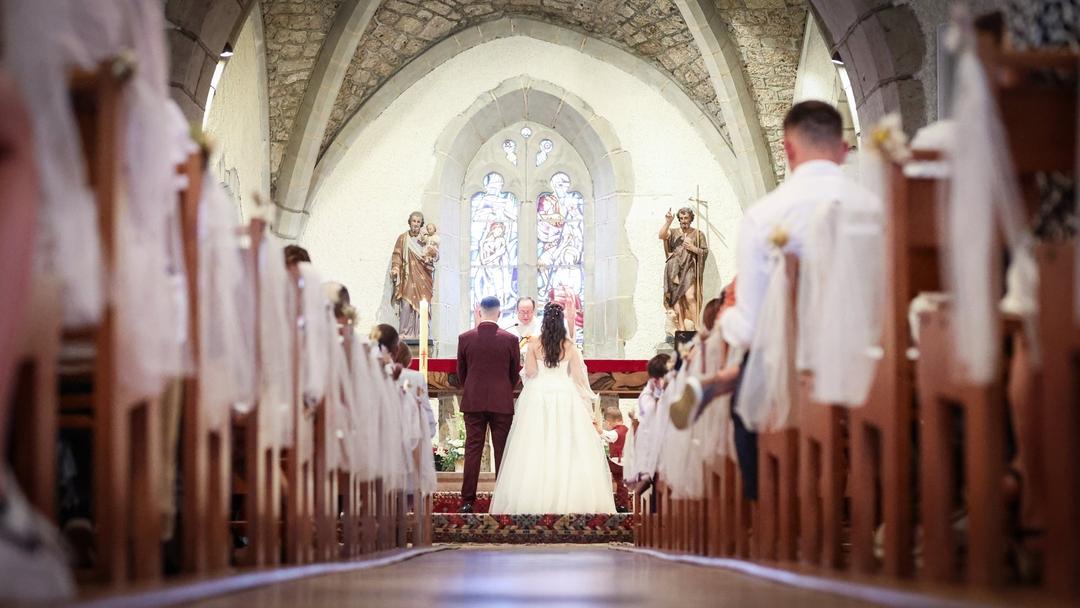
left=660, top=206, right=708, bottom=333
left=390, top=211, right=437, bottom=338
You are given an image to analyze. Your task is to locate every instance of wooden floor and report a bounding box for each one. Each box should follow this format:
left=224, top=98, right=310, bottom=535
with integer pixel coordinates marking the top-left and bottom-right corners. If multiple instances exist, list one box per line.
left=175, top=546, right=881, bottom=607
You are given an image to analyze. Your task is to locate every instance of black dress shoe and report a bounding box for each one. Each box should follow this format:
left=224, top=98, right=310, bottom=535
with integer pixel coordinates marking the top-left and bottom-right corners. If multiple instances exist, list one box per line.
left=458, top=502, right=474, bottom=514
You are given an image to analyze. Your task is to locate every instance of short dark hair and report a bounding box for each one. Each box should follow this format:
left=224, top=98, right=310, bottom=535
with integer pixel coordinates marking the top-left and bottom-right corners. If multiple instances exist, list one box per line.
left=480, top=296, right=501, bottom=312
left=375, top=323, right=399, bottom=353
left=647, top=353, right=671, bottom=379
left=332, top=285, right=354, bottom=323
left=702, top=298, right=722, bottom=332
left=783, top=100, right=843, bottom=146
left=284, top=244, right=310, bottom=266
left=408, top=211, right=425, bottom=227
left=394, top=341, right=412, bottom=367
left=677, top=207, right=695, bottom=222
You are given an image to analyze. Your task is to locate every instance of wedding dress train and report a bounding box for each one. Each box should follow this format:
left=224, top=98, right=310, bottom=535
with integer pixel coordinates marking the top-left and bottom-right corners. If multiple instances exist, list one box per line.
left=489, top=344, right=616, bottom=514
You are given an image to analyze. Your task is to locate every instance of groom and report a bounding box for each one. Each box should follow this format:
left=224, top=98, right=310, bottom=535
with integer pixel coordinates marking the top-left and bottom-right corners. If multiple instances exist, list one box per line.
left=457, top=296, right=521, bottom=513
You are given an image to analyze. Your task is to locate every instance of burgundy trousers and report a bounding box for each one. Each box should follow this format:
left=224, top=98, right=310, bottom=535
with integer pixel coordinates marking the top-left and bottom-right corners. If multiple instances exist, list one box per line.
left=461, top=411, right=514, bottom=503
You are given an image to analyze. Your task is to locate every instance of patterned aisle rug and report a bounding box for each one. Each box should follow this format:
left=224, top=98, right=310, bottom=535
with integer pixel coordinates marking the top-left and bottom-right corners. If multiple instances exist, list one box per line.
left=432, top=491, right=494, bottom=514
left=433, top=513, right=633, bottom=544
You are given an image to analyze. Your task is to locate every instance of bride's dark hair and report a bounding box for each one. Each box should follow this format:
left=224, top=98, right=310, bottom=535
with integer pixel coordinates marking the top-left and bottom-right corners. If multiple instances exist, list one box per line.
left=540, top=301, right=567, bottom=368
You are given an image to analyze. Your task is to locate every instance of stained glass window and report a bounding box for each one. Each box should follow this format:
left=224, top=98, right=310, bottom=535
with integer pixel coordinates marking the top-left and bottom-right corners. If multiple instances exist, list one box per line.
left=536, top=171, right=585, bottom=343
left=467, top=129, right=587, bottom=344
left=469, top=171, right=519, bottom=324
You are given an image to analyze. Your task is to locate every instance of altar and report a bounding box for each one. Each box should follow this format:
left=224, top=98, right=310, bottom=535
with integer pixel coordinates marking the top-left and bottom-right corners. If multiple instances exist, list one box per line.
left=408, top=358, right=649, bottom=398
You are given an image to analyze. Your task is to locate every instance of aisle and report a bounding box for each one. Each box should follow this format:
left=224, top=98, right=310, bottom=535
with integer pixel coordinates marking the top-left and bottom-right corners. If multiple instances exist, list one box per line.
left=179, top=546, right=875, bottom=607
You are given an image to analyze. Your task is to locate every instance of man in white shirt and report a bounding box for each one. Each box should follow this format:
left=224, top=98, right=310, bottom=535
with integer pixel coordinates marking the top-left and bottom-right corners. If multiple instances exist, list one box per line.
left=715, top=100, right=878, bottom=500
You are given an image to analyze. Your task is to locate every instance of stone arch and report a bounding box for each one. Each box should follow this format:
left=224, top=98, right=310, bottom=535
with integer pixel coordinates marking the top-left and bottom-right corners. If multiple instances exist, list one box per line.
left=672, top=0, right=777, bottom=199
left=289, top=16, right=741, bottom=241
left=421, top=78, right=636, bottom=358
left=272, top=0, right=381, bottom=239
left=807, top=0, right=928, bottom=133
left=166, top=0, right=258, bottom=121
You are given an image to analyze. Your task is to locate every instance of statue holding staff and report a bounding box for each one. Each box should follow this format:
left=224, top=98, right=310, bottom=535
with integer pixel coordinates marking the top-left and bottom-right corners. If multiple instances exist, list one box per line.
left=660, top=206, right=708, bottom=333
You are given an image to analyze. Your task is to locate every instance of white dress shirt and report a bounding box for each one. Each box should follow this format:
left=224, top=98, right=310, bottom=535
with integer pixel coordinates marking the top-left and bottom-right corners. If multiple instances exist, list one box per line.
left=719, top=160, right=879, bottom=349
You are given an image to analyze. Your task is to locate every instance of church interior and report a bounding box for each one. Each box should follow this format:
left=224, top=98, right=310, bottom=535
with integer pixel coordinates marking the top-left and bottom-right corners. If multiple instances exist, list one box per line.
left=1, top=0, right=1078, bottom=606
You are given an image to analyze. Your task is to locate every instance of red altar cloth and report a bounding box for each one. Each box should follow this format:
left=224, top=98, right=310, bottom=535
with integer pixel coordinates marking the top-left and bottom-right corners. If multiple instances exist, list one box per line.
left=408, top=358, right=648, bottom=374
left=407, top=358, right=648, bottom=397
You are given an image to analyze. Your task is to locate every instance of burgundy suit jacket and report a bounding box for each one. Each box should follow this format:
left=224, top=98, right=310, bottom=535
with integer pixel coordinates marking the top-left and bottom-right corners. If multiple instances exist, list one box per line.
left=456, top=322, right=521, bottom=415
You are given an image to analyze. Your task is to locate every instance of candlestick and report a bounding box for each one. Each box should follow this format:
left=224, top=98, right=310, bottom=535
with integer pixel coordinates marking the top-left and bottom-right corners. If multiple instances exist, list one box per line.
left=419, top=299, right=429, bottom=377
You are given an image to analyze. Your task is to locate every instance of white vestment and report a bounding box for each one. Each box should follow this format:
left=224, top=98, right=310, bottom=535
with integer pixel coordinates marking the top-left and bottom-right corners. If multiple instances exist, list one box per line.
left=504, top=318, right=540, bottom=341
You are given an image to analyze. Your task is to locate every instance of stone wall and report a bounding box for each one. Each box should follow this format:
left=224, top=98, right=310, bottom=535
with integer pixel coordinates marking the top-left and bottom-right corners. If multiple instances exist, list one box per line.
left=714, top=0, right=808, bottom=180
left=900, top=0, right=1009, bottom=124
left=262, top=0, right=342, bottom=186
left=323, top=0, right=727, bottom=155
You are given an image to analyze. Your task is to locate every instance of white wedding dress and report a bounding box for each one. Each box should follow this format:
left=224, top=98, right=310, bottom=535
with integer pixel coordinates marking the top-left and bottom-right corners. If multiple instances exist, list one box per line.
left=490, top=342, right=616, bottom=514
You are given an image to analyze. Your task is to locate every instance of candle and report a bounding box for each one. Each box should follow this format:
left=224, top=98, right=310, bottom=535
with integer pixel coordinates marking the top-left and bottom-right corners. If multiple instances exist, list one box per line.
left=419, top=298, right=429, bottom=377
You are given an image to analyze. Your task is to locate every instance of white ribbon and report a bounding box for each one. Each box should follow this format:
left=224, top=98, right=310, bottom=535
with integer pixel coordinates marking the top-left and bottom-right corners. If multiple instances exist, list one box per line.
left=737, top=246, right=797, bottom=432
left=943, top=10, right=1031, bottom=384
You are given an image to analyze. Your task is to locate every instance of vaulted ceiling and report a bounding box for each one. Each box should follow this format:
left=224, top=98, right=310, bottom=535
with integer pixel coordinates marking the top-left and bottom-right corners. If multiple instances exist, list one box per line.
left=167, top=0, right=931, bottom=233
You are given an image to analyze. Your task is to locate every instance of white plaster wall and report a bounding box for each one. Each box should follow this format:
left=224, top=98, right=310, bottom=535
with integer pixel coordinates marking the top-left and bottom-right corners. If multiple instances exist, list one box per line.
left=303, top=36, right=742, bottom=359
left=203, top=7, right=271, bottom=221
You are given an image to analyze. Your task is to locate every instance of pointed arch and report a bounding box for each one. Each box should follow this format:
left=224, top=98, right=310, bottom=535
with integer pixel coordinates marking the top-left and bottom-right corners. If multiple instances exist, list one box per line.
left=421, top=78, right=637, bottom=357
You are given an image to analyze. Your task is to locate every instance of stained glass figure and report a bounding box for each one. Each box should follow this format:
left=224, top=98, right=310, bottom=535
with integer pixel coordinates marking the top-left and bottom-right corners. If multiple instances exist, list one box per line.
left=469, top=171, right=519, bottom=322
left=536, top=171, right=585, bottom=342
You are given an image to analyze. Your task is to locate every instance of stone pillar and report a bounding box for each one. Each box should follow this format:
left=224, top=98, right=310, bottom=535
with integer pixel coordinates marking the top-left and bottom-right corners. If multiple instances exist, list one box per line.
left=599, top=394, right=620, bottom=421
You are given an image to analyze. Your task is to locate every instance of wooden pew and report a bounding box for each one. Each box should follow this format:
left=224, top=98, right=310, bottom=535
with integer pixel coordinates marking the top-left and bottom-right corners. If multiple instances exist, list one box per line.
left=635, top=483, right=651, bottom=548
left=754, top=255, right=800, bottom=563
left=845, top=154, right=938, bottom=579
left=233, top=220, right=283, bottom=567
left=798, top=374, right=846, bottom=569
left=283, top=271, right=316, bottom=564
left=314, top=346, right=361, bottom=560
left=915, top=304, right=1008, bottom=586
left=988, top=42, right=1078, bottom=598
left=409, top=404, right=434, bottom=548
left=313, top=396, right=341, bottom=561
left=11, top=278, right=62, bottom=524
left=704, top=462, right=721, bottom=556
left=913, top=35, right=1077, bottom=589
left=58, top=61, right=165, bottom=585
left=176, top=150, right=233, bottom=574
left=1036, top=242, right=1080, bottom=598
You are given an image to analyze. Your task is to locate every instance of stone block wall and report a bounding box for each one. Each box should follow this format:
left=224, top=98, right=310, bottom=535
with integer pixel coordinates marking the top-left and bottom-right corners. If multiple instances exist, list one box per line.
left=323, top=0, right=729, bottom=157
left=714, top=0, right=808, bottom=180
left=262, top=0, right=343, bottom=186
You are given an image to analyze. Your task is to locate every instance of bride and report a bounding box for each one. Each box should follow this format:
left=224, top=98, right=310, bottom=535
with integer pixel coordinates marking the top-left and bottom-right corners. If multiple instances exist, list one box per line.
left=490, top=302, right=616, bottom=514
